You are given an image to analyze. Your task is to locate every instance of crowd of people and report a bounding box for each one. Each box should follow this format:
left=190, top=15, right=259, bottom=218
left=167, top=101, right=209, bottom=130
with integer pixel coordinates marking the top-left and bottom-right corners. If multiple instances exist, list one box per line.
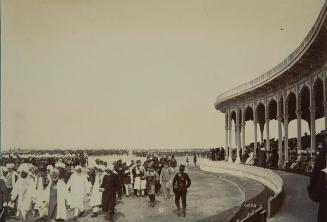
left=132, top=149, right=208, bottom=158
left=207, top=132, right=326, bottom=174
left=0, top=152, right=192, bottom=222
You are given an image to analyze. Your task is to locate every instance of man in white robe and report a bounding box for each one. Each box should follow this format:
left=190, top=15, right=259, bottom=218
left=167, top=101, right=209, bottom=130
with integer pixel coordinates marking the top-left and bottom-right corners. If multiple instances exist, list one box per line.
left=43, top=168, right=69, bottom=222
left=89, top=165, right=105, bottom=217
left=10, top=164, right=35, bottom=222
left=67, top=165, right=88, bottom=220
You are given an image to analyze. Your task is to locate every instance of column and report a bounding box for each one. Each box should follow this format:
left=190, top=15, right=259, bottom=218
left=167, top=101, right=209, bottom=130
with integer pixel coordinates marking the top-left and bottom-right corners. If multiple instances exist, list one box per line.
left=228, top=112, right=233, bottom=163
left=284, top=103, right=289, bottom=163
left=310, top=105, right=316, bottom=156
left=235, top=109, right=241, bottom=164
left=254, top=115, right=258, bottom=157
left=277, top=114, right=283, bottom=168
left=225, top=112, right=229, bottom=161
left=241, top=108, right=245, bottom=156
left=324, top=101, right=327, bottom=130
left=297, top=101, right=302, bottom=151
left=265, top=106, right=270, bottom=151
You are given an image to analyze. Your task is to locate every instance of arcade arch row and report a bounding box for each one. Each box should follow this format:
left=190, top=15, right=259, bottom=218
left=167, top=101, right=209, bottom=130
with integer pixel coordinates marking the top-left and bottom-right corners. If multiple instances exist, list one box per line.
left=224, top=70, right=326, bottom=166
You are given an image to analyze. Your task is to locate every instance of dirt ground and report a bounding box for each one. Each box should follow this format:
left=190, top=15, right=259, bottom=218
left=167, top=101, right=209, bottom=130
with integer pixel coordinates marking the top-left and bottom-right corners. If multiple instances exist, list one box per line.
left=7, top=165, right=243, bottom=222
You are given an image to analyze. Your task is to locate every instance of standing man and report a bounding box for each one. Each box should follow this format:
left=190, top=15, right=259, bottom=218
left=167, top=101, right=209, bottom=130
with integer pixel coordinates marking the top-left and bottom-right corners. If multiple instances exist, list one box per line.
left=43, top=169, right=69, bottom=222
left=193, top=154, right=197, bottom=167
left=173, top=165, right=191, bottom=217
left=143, top=162, right=159, bottom=207
left=101, top=165, right=120, bottom=222
left=122, top=163, right=133, bottom=197
left=132, top=160, right=146, bottom=197
left=160, top=161, right=173, bottom=199
left=114, top=160, right=124, bottom=200
left=89, top=165, right=105, bottom=218
left=67, top=165, right=88, bottom=220
left=308, top=130, right=327, bottom=222
left=0, top=176, right=8, bottom=222
left=10, top=164, right=35, bottom=222
left=170, top=156, right=177, bottom=173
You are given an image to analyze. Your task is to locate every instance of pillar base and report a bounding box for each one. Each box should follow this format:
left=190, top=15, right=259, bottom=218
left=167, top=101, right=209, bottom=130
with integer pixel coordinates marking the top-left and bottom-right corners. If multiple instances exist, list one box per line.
left=277, top=160, right=283, bottom=169
left=228, top=156, right=233, bottom=163
left=234, top=156, right=241, bottom=164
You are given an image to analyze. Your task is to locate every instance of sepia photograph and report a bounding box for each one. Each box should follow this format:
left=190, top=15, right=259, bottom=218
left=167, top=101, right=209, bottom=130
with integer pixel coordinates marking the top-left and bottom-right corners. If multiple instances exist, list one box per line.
left=0, top=0, right=327, bottom=221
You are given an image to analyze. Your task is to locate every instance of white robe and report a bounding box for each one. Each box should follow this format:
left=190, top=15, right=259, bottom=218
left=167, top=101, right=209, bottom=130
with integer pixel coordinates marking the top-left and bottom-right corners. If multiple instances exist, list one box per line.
left=43, top=180, right=69, bottom=220
left=11, top=177, right=36, bottom=212
left=67, top=173, right=88, bottom=210
left=89, top=173, right=104, bottom=207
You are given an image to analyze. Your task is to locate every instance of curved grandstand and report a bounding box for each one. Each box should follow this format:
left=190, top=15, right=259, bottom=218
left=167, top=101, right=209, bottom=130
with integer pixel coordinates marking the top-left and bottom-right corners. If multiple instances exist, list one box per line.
left=215, top=1, right=327, bottom=166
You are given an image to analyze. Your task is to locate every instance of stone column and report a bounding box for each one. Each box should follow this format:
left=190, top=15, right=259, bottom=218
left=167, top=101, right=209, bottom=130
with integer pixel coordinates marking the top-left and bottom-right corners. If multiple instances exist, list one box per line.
left=228, top=112, right=233, bottom=163
left=235, top=109, right=241, bottom=164
left=225, top=112, right=229, bottom=161
left=324, top=101, right=327, bottom=130
left=253, top=106, right=258, bottom=157
left=284, top=110, right=289, bottom=163
left=277, top=114, right=283, bottom=168
left=265, top=105, right=270, bottom=151
left=241, top=108, right=246, bottom=156
left=310, top=105, right=316, bottom=156
left=297, top=100, right=302, bottom=151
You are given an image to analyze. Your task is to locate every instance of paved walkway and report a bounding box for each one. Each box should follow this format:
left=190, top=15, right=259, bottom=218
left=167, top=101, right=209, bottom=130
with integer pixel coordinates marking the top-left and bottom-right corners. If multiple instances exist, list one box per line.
left=268, top=170, right=318, bottom=222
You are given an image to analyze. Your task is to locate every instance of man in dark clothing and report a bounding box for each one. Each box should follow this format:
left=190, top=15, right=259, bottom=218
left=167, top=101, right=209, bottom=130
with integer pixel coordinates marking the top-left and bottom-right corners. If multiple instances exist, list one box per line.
left=308, top=130, right=327, bottom=222
left=101, top=166, right=120, bottom=221
left=258, top=147, right=267, bottom=168
left=193, top=154, right=197, bottom=167
left=173, top=165, right=191, bottom=217
left=0, top=178, right=8, bottom=222
left=114, top=160, right=124, bottom=200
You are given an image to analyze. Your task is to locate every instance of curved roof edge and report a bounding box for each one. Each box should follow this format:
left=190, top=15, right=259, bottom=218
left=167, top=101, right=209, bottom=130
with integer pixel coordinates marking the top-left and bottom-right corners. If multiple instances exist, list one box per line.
left=215, top=1, right=327, bottom=109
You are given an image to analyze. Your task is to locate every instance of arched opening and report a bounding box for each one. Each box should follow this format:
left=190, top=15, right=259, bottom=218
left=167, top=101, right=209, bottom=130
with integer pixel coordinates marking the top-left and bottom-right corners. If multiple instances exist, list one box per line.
left=256, top=103, right=265, bottom=145
left=244, top=106, right=254, bottom=146
left=268, top=99, right=278, bottom=151
left=299, top=86, right=311, bottom=149
left=286, top=92, right=297, bottom=157
left=230, top=111, right=237, bottom=149
left=314, top=78, right=325, bottom=144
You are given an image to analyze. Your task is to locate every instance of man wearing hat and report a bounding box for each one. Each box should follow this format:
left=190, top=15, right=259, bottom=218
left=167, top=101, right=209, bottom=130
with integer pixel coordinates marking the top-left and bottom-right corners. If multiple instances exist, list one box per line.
left=5, top=163, right=17, bottom=193
left=132, top=160, right=146, bottom=197
left=43, top=169, right=69, bottom=222
left=67, top=165, right=89, bottom=220
left=308, top=130, right=327, bottom=222
left=172, top=164, right=191, bottom=217
left=122, top=162, right=133, bottom=197
left=160, top=161, right=173, bottom=199
left=100, top=164, right=120, bottom=221
left=89, top=165, right=105, bottom=217
left=10, top=164, right=35, bottom=222
left=144, top=162, right=159, bottom=207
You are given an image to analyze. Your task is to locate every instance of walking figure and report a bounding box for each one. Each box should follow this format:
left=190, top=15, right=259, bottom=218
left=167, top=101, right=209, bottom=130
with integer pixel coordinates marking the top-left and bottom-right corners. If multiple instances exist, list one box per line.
left=173, top=165, right=191, bottom=217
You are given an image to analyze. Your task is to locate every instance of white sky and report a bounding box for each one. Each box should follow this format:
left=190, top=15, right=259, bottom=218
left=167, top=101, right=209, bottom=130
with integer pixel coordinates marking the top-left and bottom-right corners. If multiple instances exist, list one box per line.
left=1, top=0, right=325, bottom=149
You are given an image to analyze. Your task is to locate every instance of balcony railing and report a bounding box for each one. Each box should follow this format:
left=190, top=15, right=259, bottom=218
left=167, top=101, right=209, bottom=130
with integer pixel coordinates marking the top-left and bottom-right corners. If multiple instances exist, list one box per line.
left=216, top=1, right=327, bottom=105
